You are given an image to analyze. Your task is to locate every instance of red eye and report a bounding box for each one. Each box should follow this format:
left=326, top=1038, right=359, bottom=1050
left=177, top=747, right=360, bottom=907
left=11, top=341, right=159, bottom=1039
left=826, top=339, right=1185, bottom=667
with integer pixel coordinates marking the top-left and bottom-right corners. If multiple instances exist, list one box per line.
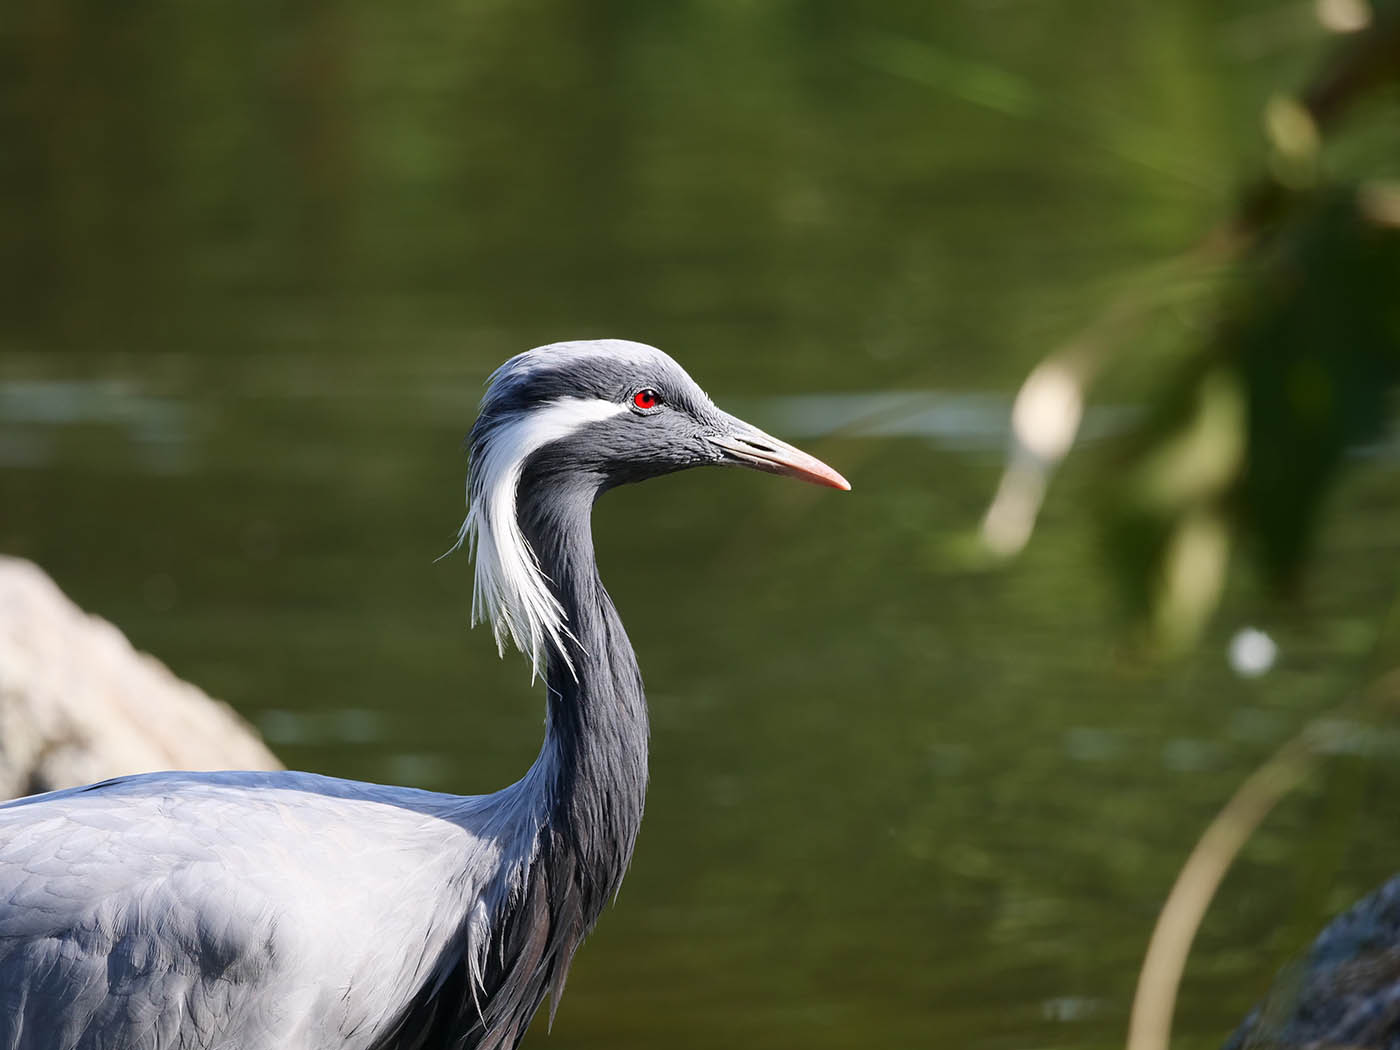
left=632, top=388, right=660, bottom=410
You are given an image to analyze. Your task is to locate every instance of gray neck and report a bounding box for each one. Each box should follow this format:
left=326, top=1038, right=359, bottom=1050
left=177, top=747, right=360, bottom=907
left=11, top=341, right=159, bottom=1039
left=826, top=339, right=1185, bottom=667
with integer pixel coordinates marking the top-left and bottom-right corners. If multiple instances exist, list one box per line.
left=369, top=459, right=653, bottom=1050
left=516, top=472, right=649, bottom=908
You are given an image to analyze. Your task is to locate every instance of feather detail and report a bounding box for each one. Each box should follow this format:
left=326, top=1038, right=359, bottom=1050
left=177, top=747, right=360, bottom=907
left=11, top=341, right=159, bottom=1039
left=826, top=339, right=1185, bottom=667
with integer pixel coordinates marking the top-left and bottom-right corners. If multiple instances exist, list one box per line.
left=451, top=396, right=626, bottom=680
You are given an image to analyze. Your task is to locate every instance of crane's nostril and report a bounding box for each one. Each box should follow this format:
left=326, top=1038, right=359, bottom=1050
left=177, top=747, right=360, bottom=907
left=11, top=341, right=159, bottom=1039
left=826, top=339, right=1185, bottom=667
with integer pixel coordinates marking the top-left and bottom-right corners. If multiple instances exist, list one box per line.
left=740, top=438, right=775, bottom=453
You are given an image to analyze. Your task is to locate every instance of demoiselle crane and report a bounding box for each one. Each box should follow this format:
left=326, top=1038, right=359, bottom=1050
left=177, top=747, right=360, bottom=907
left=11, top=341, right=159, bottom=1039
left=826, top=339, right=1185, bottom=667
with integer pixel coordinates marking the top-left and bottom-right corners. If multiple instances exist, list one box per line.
left=0, top=339, right=850, bottom=1050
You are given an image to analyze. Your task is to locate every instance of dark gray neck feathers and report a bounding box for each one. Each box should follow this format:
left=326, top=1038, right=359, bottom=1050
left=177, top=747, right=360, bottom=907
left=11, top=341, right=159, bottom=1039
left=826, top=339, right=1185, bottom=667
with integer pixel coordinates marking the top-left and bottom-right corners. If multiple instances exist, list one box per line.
left=517, top=460, right=651, bottom=906
left=372, top=447, right=649, bottom=1050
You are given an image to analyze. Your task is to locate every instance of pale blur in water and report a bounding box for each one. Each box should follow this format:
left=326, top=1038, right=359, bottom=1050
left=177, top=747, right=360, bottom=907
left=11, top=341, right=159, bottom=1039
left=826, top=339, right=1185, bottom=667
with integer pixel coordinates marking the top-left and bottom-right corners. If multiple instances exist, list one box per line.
left=3, top=3, right=1400, bottom=1048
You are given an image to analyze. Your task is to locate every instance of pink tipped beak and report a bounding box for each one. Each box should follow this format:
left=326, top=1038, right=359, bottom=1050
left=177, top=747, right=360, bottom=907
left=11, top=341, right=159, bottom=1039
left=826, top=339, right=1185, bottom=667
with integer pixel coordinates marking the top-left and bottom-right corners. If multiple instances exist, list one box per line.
left=708, top=419, right=851, bottom=491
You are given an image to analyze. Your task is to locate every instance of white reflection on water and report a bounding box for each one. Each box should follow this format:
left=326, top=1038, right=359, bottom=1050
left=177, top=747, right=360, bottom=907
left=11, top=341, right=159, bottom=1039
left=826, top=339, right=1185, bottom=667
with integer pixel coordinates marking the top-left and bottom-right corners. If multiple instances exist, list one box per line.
left=1042, top=996, right=1104, bottom=1022
left=3, top=380, right=1395, bottom=472
left=0, top=379, right=192, bottom=472
left=756, top=390, right=1136, bottom=450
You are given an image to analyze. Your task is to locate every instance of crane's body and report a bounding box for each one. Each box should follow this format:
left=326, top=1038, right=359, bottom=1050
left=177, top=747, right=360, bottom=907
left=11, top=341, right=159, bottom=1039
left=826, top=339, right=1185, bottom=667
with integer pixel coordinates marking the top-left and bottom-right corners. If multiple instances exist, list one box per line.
left=0, top=340, right=848, bottom=1050
left=1, top=772, right=531, bottom=1049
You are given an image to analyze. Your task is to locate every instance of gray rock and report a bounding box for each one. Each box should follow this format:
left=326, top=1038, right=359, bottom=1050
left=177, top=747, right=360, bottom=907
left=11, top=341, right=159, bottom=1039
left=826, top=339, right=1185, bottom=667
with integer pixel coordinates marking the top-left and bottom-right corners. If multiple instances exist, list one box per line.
left=1226, top=876, right=1400, bottom=1049
left=0, top=556, right=280, bottom=800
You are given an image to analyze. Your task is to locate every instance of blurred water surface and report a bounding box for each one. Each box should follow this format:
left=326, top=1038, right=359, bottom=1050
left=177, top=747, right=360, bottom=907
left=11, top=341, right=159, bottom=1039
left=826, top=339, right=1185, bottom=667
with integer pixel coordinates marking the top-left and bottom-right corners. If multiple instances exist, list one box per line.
left=3, top=3, right=1400, bottom=1048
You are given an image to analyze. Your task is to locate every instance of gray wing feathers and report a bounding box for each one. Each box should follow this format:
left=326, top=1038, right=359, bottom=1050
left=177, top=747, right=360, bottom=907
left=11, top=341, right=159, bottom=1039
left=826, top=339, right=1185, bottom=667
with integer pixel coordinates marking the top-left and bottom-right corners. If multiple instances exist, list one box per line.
left=0, top=771, right=508, bottom=1050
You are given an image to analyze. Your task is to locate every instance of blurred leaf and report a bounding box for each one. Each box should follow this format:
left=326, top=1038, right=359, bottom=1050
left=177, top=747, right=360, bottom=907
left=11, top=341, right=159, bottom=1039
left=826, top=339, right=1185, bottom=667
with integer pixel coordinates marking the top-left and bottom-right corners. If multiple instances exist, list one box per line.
left=1103, top=187, right=1400, bottom=647
left=1235, top=188, right=1400, bottom=587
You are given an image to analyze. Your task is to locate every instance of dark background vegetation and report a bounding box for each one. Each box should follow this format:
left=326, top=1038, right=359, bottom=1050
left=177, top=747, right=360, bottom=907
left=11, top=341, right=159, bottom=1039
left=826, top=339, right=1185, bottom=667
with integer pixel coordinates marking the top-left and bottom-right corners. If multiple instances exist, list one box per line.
left=2, top=2, right=1399, bottom=1047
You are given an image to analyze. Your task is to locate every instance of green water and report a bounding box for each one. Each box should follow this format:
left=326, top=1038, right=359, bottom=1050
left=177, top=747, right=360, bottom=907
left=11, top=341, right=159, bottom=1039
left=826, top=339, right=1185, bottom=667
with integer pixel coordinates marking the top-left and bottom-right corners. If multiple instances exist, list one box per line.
left=4, top=2, right=1400, bottom=1047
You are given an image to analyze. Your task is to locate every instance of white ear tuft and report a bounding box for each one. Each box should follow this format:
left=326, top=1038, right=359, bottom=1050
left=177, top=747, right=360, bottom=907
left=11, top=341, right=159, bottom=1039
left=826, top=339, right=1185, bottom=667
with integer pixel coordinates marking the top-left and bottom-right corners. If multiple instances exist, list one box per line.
left=455, top=398, right=627, bottom=679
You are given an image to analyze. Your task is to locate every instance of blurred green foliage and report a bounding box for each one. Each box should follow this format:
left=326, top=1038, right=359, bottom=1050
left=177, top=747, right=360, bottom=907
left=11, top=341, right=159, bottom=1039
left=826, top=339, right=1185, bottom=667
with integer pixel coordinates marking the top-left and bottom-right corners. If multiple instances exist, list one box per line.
left=1091, top=7, right=1400, bottom=650
left=1238, top=189, right=1400, bottom=585
left=1107, top=186, right=1400, bottom=645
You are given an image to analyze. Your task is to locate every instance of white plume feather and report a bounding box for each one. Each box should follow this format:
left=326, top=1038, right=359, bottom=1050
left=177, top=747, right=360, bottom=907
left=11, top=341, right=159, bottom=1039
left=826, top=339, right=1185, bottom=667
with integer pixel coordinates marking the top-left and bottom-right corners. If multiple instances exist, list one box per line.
left=453, top=397, right=626, bottom=679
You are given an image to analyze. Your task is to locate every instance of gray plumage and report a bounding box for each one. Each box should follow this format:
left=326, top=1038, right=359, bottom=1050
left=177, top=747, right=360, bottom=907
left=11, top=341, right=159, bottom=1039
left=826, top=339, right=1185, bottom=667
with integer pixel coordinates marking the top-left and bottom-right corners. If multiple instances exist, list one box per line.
left=0, top=340, right=849, bottom=1050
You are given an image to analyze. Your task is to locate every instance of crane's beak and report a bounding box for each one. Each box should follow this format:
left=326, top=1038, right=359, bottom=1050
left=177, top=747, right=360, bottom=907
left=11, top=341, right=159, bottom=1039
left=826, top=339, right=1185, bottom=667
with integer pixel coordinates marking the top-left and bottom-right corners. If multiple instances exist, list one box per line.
left=708, top=414, right=851, bottom=491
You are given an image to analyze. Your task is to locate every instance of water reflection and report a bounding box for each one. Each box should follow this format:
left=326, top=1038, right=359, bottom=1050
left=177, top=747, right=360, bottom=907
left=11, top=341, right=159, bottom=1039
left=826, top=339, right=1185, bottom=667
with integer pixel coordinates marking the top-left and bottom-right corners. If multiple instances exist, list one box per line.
left=0, top=379, right=192, bottom=470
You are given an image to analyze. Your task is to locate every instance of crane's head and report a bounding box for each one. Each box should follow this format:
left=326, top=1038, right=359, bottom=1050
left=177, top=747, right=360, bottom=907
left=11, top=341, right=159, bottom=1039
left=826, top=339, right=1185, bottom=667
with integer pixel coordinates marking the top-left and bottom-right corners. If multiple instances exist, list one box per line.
left=456, top=339, right=849, bottom=674
left=469, top=339, right=849, bottom=493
